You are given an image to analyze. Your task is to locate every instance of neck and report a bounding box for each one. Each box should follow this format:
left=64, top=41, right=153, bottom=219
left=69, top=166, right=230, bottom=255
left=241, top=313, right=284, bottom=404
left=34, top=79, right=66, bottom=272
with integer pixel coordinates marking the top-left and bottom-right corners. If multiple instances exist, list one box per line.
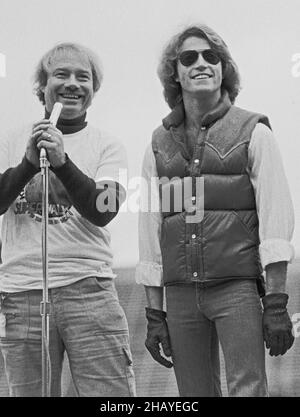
left=183, top=90, right=221, bottom=129
left=44, top=109, right=87, bottom=134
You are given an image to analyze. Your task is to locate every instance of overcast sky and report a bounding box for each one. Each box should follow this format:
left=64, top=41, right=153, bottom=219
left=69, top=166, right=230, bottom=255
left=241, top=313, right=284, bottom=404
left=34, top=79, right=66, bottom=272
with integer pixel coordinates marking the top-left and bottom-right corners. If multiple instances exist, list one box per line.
left=0, top=0, right=300, bottom=267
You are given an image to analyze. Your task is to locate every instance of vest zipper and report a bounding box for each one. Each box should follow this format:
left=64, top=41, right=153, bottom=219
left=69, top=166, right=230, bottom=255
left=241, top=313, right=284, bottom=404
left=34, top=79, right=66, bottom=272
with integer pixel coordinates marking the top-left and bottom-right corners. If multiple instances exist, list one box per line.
left=199, top=128, right=207, bottom=281
left=191, top=126, right=207, bottom=282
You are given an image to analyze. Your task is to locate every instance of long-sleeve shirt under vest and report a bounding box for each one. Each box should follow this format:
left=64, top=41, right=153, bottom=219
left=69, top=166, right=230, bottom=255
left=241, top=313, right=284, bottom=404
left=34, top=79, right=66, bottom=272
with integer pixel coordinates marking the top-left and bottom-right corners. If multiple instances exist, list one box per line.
left=136, top=122, right=295, bottom=287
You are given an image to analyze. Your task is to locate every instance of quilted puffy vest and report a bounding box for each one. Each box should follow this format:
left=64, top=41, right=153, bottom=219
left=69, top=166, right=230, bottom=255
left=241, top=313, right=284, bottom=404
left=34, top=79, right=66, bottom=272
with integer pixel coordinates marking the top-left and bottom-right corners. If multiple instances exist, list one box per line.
left=152, top=94, right=271, bottom=287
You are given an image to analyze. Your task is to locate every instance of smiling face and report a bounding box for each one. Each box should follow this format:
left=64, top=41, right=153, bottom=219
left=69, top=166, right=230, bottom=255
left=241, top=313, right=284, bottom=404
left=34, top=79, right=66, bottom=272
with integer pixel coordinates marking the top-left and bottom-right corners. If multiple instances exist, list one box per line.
left=176, top=36, right=223, bottom=102
left=42, top=51, right=94, bottom=119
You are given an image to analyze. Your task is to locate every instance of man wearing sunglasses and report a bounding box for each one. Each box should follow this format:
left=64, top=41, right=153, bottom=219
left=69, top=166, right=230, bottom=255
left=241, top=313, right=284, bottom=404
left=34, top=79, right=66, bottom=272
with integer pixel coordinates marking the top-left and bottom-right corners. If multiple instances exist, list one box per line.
left=136, top=24, right=295, bottom=396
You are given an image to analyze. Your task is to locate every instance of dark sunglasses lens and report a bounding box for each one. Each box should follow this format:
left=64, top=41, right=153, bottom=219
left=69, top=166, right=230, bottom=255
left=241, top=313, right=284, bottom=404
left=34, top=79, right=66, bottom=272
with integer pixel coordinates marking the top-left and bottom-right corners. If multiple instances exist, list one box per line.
left=179, top=50, right=220, bottom=66
left=179, top=51, right=199, bottom=67
left=202, top=50, right=220, bottom=65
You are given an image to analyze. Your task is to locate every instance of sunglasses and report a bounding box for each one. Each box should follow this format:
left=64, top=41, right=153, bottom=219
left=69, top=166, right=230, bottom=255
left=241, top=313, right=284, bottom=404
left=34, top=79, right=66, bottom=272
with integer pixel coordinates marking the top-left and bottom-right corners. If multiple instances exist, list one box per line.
left=178, top=49, right=221, bottom=67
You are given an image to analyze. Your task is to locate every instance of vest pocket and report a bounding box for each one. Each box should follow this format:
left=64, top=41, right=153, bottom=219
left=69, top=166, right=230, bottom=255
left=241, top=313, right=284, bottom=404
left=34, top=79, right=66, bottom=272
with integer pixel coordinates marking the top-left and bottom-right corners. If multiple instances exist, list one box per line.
left=232, top=210, right=258, bottom=241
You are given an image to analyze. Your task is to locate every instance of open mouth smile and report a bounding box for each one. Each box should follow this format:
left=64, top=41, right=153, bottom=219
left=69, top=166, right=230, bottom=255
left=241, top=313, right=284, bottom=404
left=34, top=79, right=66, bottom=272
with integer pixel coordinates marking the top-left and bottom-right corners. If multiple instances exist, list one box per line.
left=191, top=73, right=212, bottom=80
left=59, top=94, right=82, bottom=100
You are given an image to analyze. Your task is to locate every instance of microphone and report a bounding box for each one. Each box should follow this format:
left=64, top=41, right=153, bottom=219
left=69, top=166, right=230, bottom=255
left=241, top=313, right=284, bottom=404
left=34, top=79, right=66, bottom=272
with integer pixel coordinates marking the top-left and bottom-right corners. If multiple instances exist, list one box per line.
left=40, top=102, right=63, bottom=160
left=49, top=102, right=63, bottom=126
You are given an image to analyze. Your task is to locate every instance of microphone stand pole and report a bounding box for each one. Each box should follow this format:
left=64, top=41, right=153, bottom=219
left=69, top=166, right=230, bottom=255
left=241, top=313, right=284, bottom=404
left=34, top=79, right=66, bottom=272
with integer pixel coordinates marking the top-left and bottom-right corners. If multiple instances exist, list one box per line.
left=40, top=147, right=51, bottom=397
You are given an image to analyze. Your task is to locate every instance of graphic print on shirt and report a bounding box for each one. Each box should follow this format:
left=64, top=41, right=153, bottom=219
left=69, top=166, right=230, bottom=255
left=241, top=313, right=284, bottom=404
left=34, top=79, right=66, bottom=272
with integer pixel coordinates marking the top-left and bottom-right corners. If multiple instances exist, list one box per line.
left=14, top=171, right=74, bottom=224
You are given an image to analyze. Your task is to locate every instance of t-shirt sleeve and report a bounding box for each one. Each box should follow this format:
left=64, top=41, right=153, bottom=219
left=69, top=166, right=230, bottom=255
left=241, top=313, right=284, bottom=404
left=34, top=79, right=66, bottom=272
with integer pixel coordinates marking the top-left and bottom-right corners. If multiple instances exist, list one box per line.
left=0, top=129, right=39, bottom=215
left=94, top=135, right=128, bottom=205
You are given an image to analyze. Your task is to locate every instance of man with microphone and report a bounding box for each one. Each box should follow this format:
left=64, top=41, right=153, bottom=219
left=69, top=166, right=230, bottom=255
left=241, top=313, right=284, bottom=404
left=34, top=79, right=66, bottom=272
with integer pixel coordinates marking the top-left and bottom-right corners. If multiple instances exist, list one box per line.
left=0, top=43, right=135, bottom=397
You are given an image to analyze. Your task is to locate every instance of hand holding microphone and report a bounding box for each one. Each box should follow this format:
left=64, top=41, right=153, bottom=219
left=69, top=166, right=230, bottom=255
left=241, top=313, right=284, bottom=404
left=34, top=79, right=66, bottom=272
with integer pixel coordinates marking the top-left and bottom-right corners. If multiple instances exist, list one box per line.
left=36, top=103, right=65, bottom=169
left=27, top=103, right=64, bottom=169
left=39, top=102, right=63, bottom=165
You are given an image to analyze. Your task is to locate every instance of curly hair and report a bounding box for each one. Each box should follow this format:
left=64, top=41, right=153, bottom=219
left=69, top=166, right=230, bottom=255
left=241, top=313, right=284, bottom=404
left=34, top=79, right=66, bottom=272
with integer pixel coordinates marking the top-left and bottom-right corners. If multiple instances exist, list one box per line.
left=157, top=24, right=241, bottom=109
left=33, top=42, right=103, bottom=105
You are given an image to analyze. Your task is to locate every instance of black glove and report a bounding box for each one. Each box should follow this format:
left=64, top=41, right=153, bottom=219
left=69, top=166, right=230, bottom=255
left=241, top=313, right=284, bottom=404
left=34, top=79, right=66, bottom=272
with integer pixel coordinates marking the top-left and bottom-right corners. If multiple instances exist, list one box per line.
left=262, top=293, right=294, bottom=356
left=145, top=307, right=173, bottom=368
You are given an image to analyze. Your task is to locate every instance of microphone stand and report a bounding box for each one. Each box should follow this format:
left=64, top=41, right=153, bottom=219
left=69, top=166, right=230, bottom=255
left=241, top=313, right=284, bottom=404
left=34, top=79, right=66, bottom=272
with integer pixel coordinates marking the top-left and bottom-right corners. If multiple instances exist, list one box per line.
left=40, top=147, right=51, bottom=397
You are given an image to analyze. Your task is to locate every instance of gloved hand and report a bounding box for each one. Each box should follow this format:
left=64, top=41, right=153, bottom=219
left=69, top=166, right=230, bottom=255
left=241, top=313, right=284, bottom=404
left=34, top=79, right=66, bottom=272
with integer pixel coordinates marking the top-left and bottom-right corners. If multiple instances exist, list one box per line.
left=145, top=307, right=173, bottom=368
left=262, top=293, right=294, bottom=356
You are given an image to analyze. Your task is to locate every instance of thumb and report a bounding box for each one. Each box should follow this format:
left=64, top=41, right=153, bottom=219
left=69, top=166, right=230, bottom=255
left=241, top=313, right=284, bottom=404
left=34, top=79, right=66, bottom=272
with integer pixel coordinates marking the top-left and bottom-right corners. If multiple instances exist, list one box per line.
left=161, top=337, right=172, bottom=357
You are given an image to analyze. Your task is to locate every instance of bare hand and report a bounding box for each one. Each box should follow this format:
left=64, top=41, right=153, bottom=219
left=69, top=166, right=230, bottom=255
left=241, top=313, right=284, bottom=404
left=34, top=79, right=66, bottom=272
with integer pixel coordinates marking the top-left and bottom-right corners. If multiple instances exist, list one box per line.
left=26, top=119, right=51, bottom=168
left=34, top=121, right=66, bottom=168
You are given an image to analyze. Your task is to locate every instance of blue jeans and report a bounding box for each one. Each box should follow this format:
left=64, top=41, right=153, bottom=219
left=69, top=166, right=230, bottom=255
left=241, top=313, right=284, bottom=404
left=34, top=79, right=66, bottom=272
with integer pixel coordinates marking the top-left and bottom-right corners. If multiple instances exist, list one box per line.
left=0, top=277, right=136, bottom=397
left=166, top=279, right=268, bottom=397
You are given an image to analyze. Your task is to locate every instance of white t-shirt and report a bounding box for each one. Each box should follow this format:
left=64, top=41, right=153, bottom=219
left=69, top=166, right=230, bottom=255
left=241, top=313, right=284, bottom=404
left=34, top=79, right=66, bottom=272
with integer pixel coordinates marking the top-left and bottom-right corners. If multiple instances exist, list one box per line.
left=0, top=124, right=127, bottom=292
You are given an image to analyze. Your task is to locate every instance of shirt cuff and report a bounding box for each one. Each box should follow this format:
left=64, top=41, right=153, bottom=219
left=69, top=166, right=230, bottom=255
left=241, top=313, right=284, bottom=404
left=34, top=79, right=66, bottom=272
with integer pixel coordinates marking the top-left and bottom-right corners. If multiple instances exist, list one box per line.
left=259, top=238, right=295, bottom=269
left=135, top=262, right=163, bottom=286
